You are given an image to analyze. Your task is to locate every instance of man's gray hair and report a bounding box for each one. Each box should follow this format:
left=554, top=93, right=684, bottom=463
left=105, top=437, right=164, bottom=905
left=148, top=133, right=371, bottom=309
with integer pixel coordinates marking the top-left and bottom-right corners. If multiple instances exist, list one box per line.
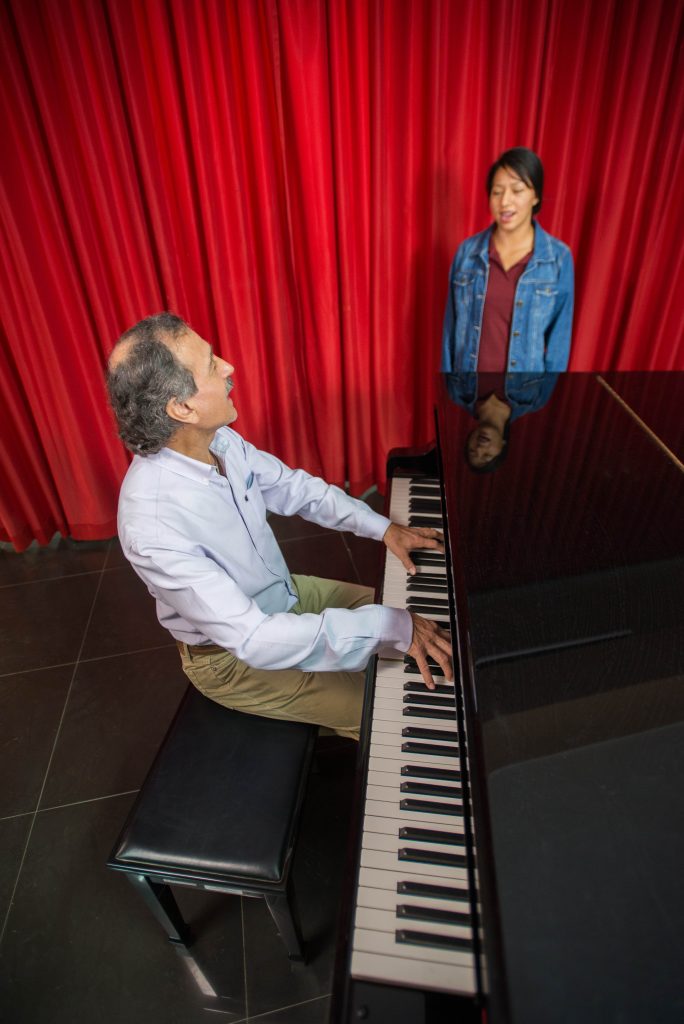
left=106, top=312, right=197, bottom=455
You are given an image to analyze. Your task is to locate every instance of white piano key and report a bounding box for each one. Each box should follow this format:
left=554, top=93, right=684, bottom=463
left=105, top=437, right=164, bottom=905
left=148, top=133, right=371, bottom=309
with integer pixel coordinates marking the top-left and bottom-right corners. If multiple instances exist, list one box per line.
left=350, top=949, right=476, bottom=995
left=352, top=926, right=473, bottom=967
left=356, top=885, right=471, bottom=913
left=368, top=754, right=451, bottom=774
left=365, top=783, right=463, bottom=810
left=368, top=755, right=460, bottom=777
left=361, top=813, right=465, bottom=838
left=358, top=864, right=470, bottom=891
left=361, top=848, right=463, bottom=879
left=364, top=798, right=464, bottom=826
left=361, top=830, right=464, bottom=858
left=369, top=741, right=461, bottom=767
left=365, top=775, right=463, bottom=798
left=372, top=708, right=460, bottom=731
left=355, top=906, right=473, bottom=940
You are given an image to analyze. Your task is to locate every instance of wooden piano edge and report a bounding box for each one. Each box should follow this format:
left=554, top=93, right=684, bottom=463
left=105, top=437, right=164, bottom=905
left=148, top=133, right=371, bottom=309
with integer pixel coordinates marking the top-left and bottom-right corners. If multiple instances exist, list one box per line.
left=433, top=401, right=513, bottom=1024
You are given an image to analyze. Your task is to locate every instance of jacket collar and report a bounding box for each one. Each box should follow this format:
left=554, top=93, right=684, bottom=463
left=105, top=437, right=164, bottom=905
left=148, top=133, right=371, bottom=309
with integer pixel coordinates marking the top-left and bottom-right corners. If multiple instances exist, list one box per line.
left=475, top=221, right=555, bottom=265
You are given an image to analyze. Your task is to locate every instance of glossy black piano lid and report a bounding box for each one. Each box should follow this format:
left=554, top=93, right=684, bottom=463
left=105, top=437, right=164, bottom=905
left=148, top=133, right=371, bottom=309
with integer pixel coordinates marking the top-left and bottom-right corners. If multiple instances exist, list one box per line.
left=437, top=372, right=684, bottom=1024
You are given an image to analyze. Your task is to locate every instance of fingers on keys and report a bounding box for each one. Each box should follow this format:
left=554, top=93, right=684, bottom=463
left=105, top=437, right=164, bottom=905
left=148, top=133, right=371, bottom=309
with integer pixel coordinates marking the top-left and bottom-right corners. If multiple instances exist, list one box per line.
left=409, top=617, right=453, bottom=688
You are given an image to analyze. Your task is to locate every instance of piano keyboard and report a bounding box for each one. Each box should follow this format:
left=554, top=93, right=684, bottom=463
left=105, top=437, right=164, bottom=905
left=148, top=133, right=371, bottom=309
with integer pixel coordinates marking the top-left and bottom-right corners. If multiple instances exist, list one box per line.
left=349, top=476, right=481, bottom=997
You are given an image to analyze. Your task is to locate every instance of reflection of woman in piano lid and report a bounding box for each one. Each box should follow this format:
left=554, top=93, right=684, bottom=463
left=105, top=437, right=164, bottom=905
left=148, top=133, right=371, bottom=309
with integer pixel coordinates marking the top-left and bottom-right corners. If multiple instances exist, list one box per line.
left=464, top=392, right=511, bottom=472
left=441, top=147, right=574, bottom=376
left=444, top=371, right=560, bottom=472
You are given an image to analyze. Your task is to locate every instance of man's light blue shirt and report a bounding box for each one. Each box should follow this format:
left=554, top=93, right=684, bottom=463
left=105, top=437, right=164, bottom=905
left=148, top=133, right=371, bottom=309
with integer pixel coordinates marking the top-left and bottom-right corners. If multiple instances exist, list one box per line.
left=118, top=427, right=413, bottom=672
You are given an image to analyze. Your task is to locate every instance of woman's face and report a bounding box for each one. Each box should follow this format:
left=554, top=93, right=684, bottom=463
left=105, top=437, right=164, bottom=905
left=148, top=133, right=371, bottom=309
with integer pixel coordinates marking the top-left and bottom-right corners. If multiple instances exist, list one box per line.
left=466, top=424, right=505, bottom=468
left=489, top=166, right=537, bottom=234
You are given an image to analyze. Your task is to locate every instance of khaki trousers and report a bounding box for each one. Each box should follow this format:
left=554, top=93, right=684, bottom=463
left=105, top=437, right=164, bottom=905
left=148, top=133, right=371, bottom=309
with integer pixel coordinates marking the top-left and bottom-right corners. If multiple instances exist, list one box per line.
left=176, top=575, right=373, bottom=741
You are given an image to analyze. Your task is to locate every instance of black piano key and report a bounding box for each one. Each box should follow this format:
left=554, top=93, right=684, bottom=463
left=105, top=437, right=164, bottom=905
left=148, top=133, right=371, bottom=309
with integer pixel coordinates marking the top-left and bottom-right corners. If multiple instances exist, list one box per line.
left=404, top=656, right=446, bottom=672
left=406, top=594, right=450, bottom=606
left=397, top=880, right=470, bottom=902
left=408, top=499, right=442, bottom=512
left=403, top=667, right=446, bottom=684
left=406, top=597, right=450, bottom=610
left=408, top=483, right=441, bottom=495
left=403, top=681, right=454, bottom=694
left=406, top=581, right=448, bottom=593
left=408, top=516, right=444, bottom=529
left=403, top=706, right=456, bottom=720
left=408, top=578, right=446, bottom=586
left=399, top=846, right=467, bottom=866
left=403, top=693, right=454, bottom=706
left=396, top=929, right=473, bottom=953
left=400, top=781, right=463, bottom=799
left=403, top=671, right=446, bottom=679
left=402, top=742, right=459, bottom=757
left=399, top=826, right=464, bottom=845
left=397, top=904, right=472, bottom=926
left=410, top=551, right=445, bottom=565
left=402, top=727, right=458, bottom=742
left=401, top=764, right=461, bottom=781
left=400, top=798, right=461, bottom=815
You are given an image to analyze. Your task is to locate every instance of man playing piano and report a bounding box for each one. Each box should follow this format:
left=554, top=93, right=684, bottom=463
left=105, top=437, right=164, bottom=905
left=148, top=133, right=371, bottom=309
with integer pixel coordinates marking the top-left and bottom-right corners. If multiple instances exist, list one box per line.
left=106, top=313, right=452, bottom=740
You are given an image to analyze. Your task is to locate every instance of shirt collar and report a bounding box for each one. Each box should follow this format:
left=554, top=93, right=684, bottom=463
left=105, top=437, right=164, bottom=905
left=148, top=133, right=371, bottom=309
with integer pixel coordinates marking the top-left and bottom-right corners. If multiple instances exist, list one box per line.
left=144, top=445, right=219, bottom=485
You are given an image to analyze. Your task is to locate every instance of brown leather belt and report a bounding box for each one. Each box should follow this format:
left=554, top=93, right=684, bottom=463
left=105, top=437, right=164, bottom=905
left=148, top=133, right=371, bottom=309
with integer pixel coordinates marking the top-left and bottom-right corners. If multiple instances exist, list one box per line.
left=176, top=640, right=226, bottom=658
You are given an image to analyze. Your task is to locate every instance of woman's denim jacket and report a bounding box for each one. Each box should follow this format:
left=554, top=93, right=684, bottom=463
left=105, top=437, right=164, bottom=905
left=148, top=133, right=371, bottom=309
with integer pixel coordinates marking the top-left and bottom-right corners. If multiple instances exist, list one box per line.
left=444, top=371, right=559, bottom=422
left=441, top=222, right=574, bottom=373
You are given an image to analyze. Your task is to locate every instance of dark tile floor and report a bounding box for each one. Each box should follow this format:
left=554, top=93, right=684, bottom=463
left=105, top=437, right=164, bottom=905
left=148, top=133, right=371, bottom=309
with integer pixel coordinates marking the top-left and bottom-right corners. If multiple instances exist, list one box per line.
left=0, top=496, right=384, bottom=1024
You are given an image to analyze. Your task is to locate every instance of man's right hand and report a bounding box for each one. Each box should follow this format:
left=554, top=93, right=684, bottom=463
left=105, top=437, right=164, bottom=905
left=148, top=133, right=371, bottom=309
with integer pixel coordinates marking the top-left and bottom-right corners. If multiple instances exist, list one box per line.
left=407, top=613, right=453, bottom=690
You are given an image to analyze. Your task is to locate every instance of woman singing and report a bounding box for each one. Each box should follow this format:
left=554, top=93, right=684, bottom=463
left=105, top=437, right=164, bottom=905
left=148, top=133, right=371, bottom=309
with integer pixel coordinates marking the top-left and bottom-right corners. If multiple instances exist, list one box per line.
left=441, top=147, right=574, bottom=374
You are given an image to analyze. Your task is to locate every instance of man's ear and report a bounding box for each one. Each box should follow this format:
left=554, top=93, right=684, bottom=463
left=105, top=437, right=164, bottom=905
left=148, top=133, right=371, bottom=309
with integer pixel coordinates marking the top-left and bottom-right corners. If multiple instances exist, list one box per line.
left=166, top=396, right=198, bottom=425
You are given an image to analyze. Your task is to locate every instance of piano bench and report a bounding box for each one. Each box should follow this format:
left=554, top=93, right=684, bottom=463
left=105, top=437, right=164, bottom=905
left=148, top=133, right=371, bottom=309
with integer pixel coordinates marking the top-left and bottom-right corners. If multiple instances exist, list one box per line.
left=107, top=685, right=317, bottom=963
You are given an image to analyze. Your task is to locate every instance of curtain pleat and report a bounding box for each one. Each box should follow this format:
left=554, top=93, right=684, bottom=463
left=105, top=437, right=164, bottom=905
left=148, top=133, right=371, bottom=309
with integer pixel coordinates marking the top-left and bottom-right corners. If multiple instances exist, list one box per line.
left=1, top=0, right=683, bottom=549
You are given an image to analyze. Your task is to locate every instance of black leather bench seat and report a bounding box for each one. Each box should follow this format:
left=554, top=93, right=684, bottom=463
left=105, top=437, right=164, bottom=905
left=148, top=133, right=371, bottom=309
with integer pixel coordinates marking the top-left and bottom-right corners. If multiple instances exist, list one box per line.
left=107, top=685, right=317, bottom=964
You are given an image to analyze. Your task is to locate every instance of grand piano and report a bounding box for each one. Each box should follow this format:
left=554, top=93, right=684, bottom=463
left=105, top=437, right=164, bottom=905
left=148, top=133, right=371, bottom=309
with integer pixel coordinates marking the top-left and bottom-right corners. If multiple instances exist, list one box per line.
left=331, top=372, right=684, bottom=1024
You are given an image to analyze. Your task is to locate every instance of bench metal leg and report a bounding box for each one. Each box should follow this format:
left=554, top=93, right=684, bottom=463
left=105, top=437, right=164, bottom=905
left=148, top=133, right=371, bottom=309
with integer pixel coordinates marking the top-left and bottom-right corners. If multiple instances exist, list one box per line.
left=264, top=881, right=305, bottom=961
left=127, top=873, right=193, bottom=946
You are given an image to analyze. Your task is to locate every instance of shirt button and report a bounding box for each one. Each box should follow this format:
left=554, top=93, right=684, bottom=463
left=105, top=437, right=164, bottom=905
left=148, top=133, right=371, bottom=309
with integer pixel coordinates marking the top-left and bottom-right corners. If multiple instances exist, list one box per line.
left=516, top=300, right=523, bottom=307
left=511, top=360, right=517, bottom=366
left=513, top=331, right=520, bottom=337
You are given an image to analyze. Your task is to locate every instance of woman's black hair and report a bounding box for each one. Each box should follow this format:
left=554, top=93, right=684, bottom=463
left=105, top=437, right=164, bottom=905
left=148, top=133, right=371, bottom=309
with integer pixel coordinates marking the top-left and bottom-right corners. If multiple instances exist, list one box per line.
left=486, top=147, right=543, bottom=215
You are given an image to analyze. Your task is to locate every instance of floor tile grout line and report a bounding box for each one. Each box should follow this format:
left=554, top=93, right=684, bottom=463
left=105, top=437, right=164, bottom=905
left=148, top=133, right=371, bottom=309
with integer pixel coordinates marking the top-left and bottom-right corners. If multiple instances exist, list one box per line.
left=0, top=642, right=176, bottom=680
left=0, top=789, right=140, bottom=824
left=36, top=788, right=141, bottom=815
left=0, top=563, right=123, bottom=591
left=0, top=810, right=34, bottom=823
left=78, top=641, right=177, bottom=664
left=246, top=992, right=331, bottom=1022
left=0, top=659, right=79, bottom=680
left=0, top=545, right=111, bottom=947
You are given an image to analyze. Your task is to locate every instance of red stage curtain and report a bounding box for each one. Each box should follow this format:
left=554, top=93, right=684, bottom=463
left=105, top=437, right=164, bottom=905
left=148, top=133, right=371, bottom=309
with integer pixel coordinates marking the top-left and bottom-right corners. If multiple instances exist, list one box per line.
left=1, top=0, right=683, bottom=549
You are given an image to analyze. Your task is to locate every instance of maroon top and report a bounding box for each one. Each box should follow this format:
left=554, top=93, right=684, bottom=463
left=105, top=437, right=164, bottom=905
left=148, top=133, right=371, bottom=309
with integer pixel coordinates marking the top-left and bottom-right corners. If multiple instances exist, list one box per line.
left=478, top=237, right=532, bottom=372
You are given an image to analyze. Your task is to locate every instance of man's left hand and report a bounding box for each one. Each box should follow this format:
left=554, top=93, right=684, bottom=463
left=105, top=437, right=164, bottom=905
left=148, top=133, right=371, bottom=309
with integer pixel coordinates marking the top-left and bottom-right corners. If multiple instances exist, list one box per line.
left=382, top=522, right=445, bottom=576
